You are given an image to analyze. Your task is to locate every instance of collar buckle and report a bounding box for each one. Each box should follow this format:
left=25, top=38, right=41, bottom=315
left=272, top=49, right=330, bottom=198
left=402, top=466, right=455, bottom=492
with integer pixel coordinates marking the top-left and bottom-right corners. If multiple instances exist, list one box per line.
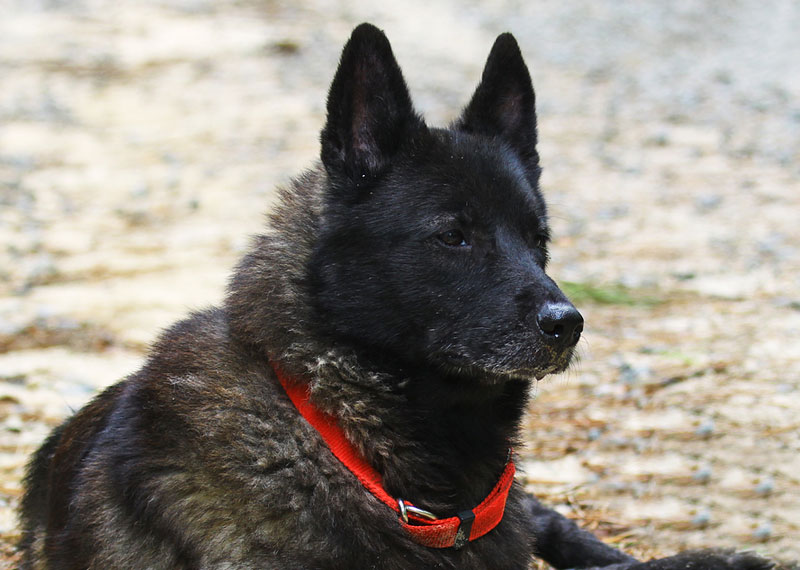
left=397, top=498, right=437, bottom=523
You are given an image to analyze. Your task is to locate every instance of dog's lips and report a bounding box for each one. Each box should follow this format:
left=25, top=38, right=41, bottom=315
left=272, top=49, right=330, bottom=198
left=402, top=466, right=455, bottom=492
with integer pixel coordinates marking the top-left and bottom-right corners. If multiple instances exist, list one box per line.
left=532, top=362, right=565, bottom=380
left=526, top=349, right=576, bottom=381
left=433, top=344, right=576, bottom=383
left=502, top=363, right=560, bottom=382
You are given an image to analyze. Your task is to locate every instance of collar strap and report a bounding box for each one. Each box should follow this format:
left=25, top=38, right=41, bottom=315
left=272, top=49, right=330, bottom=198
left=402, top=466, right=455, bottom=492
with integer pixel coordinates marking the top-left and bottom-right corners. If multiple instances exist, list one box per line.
left=273, top=365, right=516, bottom=549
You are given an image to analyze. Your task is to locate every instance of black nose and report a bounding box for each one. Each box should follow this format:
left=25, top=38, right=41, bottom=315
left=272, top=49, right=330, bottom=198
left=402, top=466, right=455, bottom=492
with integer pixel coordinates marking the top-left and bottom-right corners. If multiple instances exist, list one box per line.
left=536, top=303, right=584, bottom=347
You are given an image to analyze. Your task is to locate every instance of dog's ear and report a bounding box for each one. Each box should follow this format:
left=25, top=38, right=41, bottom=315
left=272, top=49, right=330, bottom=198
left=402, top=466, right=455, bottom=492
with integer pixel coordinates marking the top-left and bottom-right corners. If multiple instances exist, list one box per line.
left=456, top=33, right=540, bottom=178
left=321, top=23, right=421, bottom=188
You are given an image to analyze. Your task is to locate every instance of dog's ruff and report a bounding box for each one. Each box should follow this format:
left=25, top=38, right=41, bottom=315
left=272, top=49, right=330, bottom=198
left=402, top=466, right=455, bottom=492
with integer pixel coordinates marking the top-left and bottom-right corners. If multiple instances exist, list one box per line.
left=274, top=363, right=516, bottom=549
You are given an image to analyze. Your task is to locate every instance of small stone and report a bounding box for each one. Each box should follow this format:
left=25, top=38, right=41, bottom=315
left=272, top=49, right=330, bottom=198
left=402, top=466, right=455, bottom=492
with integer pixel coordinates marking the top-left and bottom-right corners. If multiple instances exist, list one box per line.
left=130, top=182, right=150, bottom=199
left=5, top=415, right=23, bottom=433
left=618, top=362, right=640, bottom=385
left=752, top=522, right=772, bottom=541
left=691, top=509, right=711, bottom=528
left=695, top=194, right=723, bottom=213
left=692, top=466, right=712, bottom=483
left=695, top=419, right=715, bottom=438
left=754, top=477, right=774, bottom=496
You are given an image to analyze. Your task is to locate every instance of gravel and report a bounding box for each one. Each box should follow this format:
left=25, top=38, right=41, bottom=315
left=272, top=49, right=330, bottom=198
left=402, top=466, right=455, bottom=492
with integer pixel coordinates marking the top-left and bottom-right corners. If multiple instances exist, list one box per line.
left=0, top=1, right=798, bottom=567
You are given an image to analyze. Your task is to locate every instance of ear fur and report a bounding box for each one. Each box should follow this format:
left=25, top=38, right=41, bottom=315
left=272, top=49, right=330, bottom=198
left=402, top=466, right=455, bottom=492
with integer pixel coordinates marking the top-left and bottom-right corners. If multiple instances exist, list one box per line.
left=320, top=23, right=421, bottom=187
left=455, top=33, right=540, bottom=178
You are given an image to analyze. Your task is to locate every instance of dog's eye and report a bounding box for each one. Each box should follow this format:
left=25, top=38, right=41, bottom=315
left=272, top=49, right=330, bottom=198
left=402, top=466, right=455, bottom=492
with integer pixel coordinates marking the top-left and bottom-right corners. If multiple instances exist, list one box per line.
left=438, top=229, right=469, bottom=247
left=534, top=235, right=548, bottom=249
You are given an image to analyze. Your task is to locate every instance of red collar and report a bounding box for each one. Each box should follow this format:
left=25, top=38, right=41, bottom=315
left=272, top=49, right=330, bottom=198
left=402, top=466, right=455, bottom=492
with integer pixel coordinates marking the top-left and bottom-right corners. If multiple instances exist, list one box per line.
left=274, top=365, right=516, bottom=549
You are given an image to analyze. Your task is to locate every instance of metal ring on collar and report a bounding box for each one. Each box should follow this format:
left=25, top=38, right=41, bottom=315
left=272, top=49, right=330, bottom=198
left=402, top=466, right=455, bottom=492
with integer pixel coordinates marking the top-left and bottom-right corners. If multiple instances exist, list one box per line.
left=397, top=499, right=437, bottom=523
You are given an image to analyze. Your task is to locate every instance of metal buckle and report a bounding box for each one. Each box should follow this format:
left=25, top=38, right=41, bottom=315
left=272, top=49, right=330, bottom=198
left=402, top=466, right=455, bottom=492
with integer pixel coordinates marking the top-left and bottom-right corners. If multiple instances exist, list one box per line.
left=397, top=499, right=437, bottom=523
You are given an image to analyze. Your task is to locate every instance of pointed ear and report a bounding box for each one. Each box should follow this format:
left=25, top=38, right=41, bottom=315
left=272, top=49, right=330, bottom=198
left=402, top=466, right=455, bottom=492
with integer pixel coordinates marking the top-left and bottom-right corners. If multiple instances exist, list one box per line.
left=455, top=33, right=540, bottom=177
left=320, top=23, right=421, bottom=186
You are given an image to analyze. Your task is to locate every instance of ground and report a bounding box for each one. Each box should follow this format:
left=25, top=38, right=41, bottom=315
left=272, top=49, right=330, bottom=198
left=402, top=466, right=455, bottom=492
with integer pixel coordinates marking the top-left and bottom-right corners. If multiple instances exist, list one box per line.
left=0, top=1, right=798, bottom=567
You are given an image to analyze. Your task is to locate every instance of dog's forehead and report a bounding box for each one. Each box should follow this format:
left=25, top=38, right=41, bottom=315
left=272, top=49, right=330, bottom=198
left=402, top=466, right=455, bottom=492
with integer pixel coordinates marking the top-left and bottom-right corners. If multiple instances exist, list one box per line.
left=412, top=130, right=547, bottom=224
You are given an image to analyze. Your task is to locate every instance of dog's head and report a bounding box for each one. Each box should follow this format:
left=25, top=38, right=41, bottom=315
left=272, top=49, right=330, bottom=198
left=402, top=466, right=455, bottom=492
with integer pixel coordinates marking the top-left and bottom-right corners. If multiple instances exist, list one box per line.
left=309, top=23, right=582, bottom=383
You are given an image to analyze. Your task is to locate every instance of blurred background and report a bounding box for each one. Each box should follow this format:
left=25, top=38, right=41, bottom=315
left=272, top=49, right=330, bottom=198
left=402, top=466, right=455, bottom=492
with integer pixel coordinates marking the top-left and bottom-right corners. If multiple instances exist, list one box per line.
left=0, top=1, right=798, bottom=567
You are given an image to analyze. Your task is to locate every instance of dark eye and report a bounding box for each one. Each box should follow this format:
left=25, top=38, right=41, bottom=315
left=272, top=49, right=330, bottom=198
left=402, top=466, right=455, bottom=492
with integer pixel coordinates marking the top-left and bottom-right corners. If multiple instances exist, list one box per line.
left=437, top=229, right=469, bottom=247
left=534, top=234, right=548, bottom=249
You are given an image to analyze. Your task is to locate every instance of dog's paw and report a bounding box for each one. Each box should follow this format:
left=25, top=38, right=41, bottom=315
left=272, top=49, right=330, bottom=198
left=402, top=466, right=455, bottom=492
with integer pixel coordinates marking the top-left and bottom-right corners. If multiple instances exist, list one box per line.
left=716, top=552, right=775, bottom=570
left=631, top=550, right=774, bottom=570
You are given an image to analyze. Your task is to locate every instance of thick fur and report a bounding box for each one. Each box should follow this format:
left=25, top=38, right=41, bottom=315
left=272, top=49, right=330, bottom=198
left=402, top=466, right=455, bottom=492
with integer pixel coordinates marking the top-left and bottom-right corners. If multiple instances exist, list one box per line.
left=19, top=24, right=774, bottom=570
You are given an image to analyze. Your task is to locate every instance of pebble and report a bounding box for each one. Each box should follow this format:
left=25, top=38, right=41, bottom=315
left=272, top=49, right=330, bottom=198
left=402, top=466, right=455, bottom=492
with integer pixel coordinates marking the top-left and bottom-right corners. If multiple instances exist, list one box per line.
left=691, top=509, right=711, bottom=528
left=694, top=419, right=715, bottom=439
left=4, top=415, right=23, bottom=433
left=692, top=466, right=712, bottom=483
left=695, top=194, right=724, bottom=213
left=618, top=362, right=641, bottom=385
left=754, top=477, right=774, bottom=496
left=752, top=522, right=773, bottom=541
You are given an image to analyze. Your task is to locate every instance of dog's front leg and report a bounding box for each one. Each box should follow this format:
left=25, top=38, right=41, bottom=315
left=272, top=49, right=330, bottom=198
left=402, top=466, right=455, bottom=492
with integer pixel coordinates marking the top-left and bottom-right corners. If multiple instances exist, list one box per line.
left=522, top=493, right=637, bottom=569
left=523, top=494, right=776, bottom=570
left=574, top=550, right=775, bottom=570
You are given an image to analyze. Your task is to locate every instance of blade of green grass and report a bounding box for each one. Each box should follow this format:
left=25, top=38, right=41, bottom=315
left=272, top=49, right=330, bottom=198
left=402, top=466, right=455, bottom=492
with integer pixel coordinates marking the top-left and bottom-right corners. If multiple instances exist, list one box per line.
left=560, top=281, right=662, bottom=306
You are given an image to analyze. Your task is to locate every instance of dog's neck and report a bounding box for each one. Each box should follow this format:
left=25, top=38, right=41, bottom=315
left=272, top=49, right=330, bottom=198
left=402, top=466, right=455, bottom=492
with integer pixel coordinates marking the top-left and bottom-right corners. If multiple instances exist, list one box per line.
left=225, top=169, right=530, bottom=514
left=304, top=350, right=530, bottom=514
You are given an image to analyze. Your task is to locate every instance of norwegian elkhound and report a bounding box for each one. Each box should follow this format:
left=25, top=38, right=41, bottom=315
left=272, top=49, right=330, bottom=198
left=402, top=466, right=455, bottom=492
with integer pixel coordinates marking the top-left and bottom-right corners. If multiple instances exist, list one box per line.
left=19, top=23, right=773, bottom=570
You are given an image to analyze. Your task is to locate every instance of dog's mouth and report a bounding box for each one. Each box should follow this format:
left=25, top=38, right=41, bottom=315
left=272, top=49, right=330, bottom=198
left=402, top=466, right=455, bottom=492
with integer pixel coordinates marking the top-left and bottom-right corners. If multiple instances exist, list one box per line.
left=432, top=345, right=577, bottom=384
left=504, top=357, right=574, bottom=382
left=533, top=364, right=564, bottom=380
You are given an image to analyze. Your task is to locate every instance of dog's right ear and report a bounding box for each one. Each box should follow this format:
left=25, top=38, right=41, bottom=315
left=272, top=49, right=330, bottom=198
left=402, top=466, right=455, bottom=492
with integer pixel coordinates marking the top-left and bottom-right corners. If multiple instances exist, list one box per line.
left=321, top=23, right=421, bottom=189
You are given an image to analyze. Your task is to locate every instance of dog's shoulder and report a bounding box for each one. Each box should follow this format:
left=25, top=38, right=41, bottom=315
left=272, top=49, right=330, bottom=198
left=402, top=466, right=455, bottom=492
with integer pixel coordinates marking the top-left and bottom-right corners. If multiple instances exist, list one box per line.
left=144, top=307, right=253, bottom=385
left=133, top=307, right=293, bottom=433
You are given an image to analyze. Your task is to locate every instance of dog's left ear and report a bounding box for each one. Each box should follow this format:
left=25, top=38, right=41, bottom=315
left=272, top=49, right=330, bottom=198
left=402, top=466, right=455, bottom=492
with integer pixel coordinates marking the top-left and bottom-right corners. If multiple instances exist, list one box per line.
left=455, top=33, right=540, bottom=179
left=321, top=23, right=422, bottom=189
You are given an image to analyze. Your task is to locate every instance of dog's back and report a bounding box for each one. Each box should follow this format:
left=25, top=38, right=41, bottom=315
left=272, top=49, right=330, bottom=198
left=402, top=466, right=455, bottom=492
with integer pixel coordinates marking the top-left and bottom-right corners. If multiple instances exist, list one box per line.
left=19, top=310, right=257, bottom=568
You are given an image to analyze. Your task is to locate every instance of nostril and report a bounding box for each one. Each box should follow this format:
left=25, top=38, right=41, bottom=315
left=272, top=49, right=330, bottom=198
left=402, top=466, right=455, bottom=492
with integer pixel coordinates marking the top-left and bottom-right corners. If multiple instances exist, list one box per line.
left=538, top=319, right=562, bottom=337
left=572, top=320, right=584, bottom=343
left=536, top=303, right=584, bottom=347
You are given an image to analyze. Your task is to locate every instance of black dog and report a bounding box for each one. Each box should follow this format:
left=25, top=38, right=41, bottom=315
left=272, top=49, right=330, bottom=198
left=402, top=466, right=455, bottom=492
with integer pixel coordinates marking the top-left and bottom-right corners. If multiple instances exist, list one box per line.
left=19, top=23, right=773, bottom=569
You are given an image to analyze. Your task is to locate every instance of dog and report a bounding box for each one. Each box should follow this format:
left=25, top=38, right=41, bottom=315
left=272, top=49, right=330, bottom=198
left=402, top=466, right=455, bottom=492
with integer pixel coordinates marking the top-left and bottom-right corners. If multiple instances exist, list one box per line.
left=19, top=23, right=774, bottom=570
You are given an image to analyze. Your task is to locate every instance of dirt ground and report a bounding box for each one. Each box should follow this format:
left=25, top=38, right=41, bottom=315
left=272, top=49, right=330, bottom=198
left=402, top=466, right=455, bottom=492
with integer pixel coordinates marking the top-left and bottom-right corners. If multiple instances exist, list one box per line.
left=1, top=1, right=798, bottom=567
